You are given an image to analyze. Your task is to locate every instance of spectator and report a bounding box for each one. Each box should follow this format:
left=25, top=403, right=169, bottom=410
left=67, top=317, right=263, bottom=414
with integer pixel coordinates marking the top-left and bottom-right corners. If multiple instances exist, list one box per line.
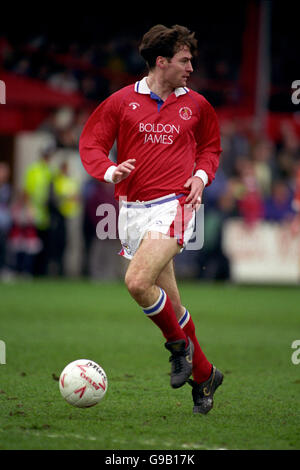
left=292, top=165, right=300, bottom=213
left=234, top=158, right=265, bottom=225
left=251, top=139, right=276, bottom=198
left=276, top=122, right=300, bottom=180
left=48, top=69, right=79, bottom=94
left=0, top=162, right=12, bottom=276
left=264, top=180, right=295, bottom=223
left=23, top=147, right=54, bottom=275
left=197, top=181, right=237, bottom=281
left=6, top=191, right=41, bottom=277
left=219, top=119, right=250, bottom=178
left=81, top=178, right=124, bottom=280
left=48, top=161, right=81, bottom=276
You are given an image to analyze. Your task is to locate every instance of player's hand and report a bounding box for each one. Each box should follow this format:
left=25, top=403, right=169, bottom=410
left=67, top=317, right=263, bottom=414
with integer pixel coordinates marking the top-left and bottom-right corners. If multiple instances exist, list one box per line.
left=184, top=176, right=205, bottom=211
left=112, top=159, right=136, bottom=184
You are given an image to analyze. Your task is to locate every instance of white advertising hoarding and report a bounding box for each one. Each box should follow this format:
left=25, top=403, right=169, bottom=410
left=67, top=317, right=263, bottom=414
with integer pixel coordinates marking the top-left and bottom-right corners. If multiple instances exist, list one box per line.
left=222, top=219, right=300, bottom=284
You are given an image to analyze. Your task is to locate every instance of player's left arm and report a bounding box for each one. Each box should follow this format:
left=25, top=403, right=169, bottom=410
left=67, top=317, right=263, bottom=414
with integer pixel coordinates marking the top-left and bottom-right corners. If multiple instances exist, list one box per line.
left=185, top=98, right=222, bottom=210
left=184, top=175, right=205, bottom=211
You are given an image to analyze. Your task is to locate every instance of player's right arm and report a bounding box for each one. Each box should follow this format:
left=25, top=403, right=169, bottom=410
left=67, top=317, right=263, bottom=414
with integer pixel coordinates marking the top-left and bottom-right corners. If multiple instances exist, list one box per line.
left=79, top=92, right=135, bottom=184
left=109, top=159, right=136, bottom=183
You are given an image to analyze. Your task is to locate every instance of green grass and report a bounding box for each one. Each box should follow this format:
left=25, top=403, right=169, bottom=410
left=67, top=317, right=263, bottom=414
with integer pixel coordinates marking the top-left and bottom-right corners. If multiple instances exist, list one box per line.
left=0, top=279, right=300, bottom=450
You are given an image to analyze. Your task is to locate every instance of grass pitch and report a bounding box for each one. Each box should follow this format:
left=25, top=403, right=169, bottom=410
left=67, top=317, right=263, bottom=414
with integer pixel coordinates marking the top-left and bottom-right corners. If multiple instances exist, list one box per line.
left=0, top=279, right=299, bottom=450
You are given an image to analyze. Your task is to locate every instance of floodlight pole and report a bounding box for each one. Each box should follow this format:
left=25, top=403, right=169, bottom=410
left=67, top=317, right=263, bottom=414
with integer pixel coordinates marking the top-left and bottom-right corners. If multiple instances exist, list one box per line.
left=254, top=0, right=271, bottom=136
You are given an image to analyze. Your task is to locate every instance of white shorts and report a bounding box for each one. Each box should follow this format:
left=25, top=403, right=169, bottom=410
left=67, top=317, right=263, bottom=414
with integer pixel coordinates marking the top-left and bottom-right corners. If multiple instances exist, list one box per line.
left=118, top=193, right=195, bottom=260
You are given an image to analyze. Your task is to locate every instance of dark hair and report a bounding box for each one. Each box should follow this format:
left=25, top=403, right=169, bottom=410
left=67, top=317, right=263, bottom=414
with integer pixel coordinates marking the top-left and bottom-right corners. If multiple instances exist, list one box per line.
left=139, top=24, right=198, bottom=70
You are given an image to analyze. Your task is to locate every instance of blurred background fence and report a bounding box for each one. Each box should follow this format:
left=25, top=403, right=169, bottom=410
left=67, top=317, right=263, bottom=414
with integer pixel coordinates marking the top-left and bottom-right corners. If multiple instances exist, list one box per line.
left=0, top=1, right=299, bottom=283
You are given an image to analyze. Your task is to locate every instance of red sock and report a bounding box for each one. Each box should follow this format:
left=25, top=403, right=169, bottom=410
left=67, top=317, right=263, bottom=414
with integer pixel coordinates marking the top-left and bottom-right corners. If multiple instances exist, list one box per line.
left=143, top=289, right=188, bottom=345
left=179, top=309, right=212, bottom=383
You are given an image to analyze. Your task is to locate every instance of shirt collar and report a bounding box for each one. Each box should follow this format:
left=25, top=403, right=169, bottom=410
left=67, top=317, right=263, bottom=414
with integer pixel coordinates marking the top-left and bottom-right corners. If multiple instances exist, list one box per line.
left=134, top=76, right=189, bottom=98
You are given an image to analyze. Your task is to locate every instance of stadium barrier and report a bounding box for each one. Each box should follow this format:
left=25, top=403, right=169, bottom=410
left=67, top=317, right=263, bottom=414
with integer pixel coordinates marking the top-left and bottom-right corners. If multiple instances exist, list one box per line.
left=222, top=219, right=300, bottom=284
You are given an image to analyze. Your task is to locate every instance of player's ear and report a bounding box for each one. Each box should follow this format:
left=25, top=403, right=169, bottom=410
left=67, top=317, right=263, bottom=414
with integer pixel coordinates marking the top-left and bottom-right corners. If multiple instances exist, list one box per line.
left=156, top=56, right=168, bottom=69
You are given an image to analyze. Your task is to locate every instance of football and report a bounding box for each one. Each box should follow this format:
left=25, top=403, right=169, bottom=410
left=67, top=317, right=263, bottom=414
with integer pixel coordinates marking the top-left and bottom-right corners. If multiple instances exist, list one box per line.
left=59, top=359, right=108, bottom=408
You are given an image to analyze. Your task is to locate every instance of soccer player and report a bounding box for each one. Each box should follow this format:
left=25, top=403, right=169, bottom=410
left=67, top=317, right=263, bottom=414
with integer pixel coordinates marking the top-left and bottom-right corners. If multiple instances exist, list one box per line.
left=79, top=24, right=223, bottom=414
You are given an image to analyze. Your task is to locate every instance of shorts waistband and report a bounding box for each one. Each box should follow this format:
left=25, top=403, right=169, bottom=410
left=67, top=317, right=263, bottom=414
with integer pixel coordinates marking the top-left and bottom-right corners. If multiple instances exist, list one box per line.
left=122, top=193, right=185, bottom=209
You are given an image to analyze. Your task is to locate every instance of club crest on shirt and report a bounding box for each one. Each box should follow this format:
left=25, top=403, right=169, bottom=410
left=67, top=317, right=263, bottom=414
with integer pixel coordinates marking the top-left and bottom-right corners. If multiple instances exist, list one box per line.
left=179, top=106, right=192, bottom=120
left=129, top=102, right=140, bottom=110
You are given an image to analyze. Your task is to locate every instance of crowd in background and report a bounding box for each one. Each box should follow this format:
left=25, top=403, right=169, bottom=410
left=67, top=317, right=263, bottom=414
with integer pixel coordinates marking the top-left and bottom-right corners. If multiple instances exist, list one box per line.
left=0, top=26, right=300, bottom=282
left=1, top=112, right=299, bottom=282
left=0, top=34, right=146, bottom=103
left=0, top=29, right=249, bottom=110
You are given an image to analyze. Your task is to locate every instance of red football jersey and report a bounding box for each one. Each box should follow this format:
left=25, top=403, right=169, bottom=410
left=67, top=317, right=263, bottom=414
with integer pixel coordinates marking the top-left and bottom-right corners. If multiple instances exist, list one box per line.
left=79, top=77, right=222, bottom=201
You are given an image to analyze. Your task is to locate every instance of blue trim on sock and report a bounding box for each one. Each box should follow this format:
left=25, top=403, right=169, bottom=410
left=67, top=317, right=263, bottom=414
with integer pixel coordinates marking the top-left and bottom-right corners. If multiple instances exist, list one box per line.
left=179, top=309, right=188, bottom=327
left=143, top=288, right=165, bottom=315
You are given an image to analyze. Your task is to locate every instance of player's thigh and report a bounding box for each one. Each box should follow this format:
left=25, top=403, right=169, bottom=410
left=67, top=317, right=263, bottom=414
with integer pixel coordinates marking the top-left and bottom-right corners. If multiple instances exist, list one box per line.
left=125, top=231, right=181, bottom=288
left=156, top=260, right=183, bottom=320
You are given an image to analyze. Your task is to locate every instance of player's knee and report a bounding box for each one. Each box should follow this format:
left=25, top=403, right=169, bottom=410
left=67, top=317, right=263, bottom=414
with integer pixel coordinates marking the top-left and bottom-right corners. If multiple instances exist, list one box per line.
left=125, top=273, right=150, bottom=299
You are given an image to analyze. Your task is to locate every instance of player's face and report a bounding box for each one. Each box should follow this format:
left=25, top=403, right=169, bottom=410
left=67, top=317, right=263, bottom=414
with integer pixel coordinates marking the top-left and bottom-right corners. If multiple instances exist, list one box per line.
left=165, top=45, right=194, bottom=88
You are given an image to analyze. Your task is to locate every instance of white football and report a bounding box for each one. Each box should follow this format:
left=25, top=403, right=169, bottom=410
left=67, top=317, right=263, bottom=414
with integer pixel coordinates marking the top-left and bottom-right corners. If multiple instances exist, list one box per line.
left=59, top=359, right=108, bottom=408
